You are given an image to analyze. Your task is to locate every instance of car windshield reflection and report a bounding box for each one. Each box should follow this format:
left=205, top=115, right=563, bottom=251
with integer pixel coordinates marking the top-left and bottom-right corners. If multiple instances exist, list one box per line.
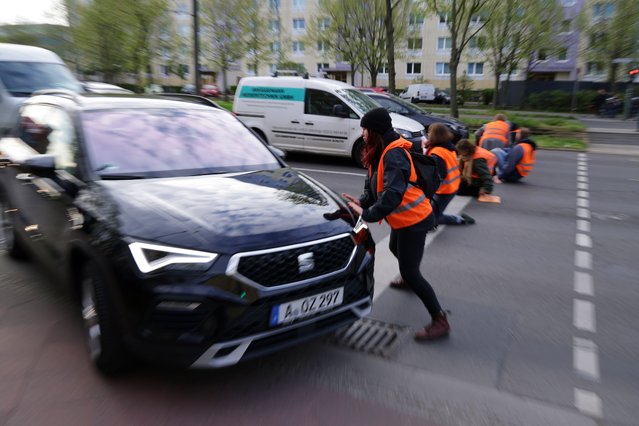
left=82, top=108, right=281, bottom=178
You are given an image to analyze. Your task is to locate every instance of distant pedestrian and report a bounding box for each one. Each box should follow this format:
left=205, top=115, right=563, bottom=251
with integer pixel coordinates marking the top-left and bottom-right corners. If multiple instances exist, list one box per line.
left=456, top=139, right=496, bottom=197
left=426, top=123, right=474, bottom=225
left=492, top=127, right=537, bottom=183
left=342, top=107, right=450, bottom=341
left=475, top=114, right=512, bottom=150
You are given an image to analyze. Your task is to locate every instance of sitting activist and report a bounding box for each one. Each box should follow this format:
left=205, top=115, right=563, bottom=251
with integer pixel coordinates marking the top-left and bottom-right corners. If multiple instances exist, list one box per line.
left=456, top=139, right=496, bottom=197
left=492, top=127, right=537, bottom=183
left=342, top=107, right=450, bottom=341
left=426, top=123, right=474, bottom=225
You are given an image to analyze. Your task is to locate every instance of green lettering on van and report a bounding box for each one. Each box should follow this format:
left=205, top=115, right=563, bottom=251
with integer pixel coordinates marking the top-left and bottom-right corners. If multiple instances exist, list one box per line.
left=239, top=86, right=304, bottom=102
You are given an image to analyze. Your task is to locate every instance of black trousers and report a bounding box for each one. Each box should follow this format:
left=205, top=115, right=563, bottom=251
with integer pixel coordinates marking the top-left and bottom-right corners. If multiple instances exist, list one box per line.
left=457, top=181, right=481, bottom=197
left=388, top=218, right=442, bottom=317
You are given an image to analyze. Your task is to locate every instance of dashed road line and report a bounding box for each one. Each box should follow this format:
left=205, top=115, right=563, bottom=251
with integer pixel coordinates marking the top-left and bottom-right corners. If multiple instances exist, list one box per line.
left=575, top=250, right=592, bottom=269
left=574, top=299, right=596, bottom=333
left=574, top=271, right=594, bottom=296
left=573, top=337, right=600, bottom=382
left=576, top=233, right=592, bottom=248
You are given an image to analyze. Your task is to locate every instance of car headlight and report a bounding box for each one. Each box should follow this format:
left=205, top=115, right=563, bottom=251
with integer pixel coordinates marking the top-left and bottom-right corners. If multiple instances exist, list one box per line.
left=129, top=242, right=218, bottom=273
left=394, top=128, right=413, bottom=139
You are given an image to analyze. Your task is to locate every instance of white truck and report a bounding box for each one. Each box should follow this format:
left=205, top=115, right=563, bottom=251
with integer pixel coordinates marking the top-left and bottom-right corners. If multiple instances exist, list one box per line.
left=233, top=76, right=425, bottom=167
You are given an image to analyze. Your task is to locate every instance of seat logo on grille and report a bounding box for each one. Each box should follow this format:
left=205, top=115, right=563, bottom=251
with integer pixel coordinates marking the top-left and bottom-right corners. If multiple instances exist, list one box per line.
left=297, top=252, right=315, bottom=273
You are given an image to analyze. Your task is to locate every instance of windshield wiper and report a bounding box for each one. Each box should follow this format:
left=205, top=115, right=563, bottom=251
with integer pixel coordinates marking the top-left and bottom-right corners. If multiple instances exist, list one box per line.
left=100, top=174, right=146, bottom=180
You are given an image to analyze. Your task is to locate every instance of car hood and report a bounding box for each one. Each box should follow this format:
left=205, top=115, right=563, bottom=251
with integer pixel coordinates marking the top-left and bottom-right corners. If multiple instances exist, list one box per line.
left=389, top=112, right=424, bottom=132
left=89, top=168, right=355, bottom=253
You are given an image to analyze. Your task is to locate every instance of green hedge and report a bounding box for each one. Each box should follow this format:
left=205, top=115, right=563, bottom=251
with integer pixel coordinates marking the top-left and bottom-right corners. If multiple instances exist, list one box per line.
left=526, top=90, right=598, bottom=113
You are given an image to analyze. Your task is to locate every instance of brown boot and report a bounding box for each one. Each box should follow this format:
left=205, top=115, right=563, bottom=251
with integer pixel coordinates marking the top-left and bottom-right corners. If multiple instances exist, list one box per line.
left=389, top=277, right=410, bottom=290
left=414, top=311, right=450, bottom=341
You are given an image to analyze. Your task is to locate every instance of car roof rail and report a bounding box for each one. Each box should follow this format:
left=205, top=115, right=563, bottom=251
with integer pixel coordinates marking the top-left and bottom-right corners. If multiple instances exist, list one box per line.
left=156, top=93, right=222, bottom=109
left=31, top=88, right=83, bottom=104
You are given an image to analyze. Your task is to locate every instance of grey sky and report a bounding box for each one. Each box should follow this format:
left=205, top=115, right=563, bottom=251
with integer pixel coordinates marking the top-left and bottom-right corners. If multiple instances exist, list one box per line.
left=0, top=0, right=67, bottom=25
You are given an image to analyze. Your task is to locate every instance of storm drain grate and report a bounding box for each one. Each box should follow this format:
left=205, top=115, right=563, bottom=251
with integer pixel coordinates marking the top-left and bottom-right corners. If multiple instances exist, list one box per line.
left=326, top=318, right=411, bottom=358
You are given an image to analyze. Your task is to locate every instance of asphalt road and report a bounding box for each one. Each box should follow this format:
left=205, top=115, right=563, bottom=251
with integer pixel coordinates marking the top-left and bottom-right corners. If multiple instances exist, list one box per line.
left=1, top=149, right=637, bottom=425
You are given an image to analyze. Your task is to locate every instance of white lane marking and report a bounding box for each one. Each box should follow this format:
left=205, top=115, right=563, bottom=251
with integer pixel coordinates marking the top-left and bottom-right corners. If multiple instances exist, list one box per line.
left=575, top=250, right=592, bottom=269
left=574, top=271, right=594, bottom=296
left=578, top=153, right=587, bottom=158
left=578, top=175, right=589, bottom=183
left=577, top=170, right=588, bottom=176
left=372, top=196, right=473, bottom=301
left=578, top=165, right=588, bottom=171
left=577, top=208, right=591, bottom=219
left=576, top=233, right=592, bottom=248
left=574, top=299, right=596, bottom=332
left=578, top=182, right=589, bottom=190
left=577, top=190, right=589, bottom=199
left=577, top=198, right=590, bottom=208
left=574, top=388, right=603, bottom=418
left=295, top=168, right=367, bottom=177
left=573, top=337, right=600, bottom=382
left=577, top=219, right=590, bottom=233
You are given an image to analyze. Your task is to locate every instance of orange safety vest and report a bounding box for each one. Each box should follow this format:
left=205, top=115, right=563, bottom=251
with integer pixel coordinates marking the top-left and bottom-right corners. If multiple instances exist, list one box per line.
left=515, top=143, right=536, bottom=177
left=472, top=146, right=497, bottom=176
left=479, top=120, right=510, bottom=147
left=374, top=138, right=433, bottom=229
left=427, top=145, right=460, bottom=195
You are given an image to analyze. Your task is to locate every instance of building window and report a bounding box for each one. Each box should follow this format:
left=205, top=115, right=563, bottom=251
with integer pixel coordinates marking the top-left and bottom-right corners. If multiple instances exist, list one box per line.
left=293, top=18, right=305, bottom=30
left=557, top=48, right=568, bottom=61
left=467, top=62, right=484, bottom=75
left=270, top=42, right=280, bottom=53
left=438, top=12, right=449, bottom=24
left=592, top=2, right=615, bottom=20
left=561, top=0, right=576, bottom=6
left=319, top=17, right=330, bottom=30
left=470, top=14, right=483, bottom=24
left=178, top=24, right=189, bottom=37
left=175, top=3, right=188, bottom=14
left=437, top=37, right=452, bottom=50
left=409, top=14, right=424, bottom=26
left=292, top=41, right=305, bottom=53
left=247, top=63, right=257, bottom=75
left=537, top=50, right=548, bottom=61
left=179, top=64, right=189, bottom=75
left=586, top=61, right=603, bottom=75
left=293, top=0, right=305, bottom=9
left=160, top=64, right=170, bottom=76
left=379, top=63, right=389, bottom=74
left=407, top=38, right=422, bottom=50
left=560, top=19, right=571, bottom=33
left=269, top=63, right=277, bottom=73
left=406, top=62, right=422, bottom=75
left=436, top=62, right=450, bottom=75
left=317, top=40, right=326, bottom=52
left=468, top=36, right=484, bottom=49
left=269, top=0, right=280, bottom=8
left=270, top=20, right=280, bottom=32
left=317, top=62, right=329, bottom=72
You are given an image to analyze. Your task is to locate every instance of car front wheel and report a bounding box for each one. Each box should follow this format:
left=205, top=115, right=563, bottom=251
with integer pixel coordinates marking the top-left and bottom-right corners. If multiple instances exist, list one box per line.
left=80, top=261, right=129, bottom=375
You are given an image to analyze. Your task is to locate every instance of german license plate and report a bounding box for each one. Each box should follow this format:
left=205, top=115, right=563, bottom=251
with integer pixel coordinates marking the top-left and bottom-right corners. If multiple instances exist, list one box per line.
left=270, top=287, right=344, bottom=326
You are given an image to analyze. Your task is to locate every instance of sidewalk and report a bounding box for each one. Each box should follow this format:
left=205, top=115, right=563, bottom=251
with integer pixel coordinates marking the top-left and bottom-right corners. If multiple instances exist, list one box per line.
left=580, top=115, right=639, bottom=156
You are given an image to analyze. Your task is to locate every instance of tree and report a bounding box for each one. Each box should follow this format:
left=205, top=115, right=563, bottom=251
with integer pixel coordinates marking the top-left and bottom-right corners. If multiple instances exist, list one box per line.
left=385, top=0, right=417, bottom=93
left=245, top=1, right=273, bottom=76
left=481, top=0, right=561, bottom=108
left=201, top=0, right=252, bottom=99
left=426, top=0, right=495, bottom=118
left=579, top=0, right=639, bottom=90
left=128, top=0, right=170, bottom=86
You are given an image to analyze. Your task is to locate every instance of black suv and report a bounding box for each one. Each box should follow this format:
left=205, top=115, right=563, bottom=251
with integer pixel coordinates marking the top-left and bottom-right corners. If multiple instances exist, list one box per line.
left=0, top=91, right=374, bottom=374
left=367, top=92, right=469, bottom=143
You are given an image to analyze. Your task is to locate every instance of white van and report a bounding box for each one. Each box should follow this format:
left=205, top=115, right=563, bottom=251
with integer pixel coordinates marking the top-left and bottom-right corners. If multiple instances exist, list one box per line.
left=0, top=43, right=82, bottom=136
left=399, top=84, right=436, bottom=103
left=233, top=76, right=425, bottom=166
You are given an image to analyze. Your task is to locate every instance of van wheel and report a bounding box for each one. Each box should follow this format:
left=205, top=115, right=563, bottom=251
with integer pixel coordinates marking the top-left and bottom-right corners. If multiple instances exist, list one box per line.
left=252, top=128, right=267, bottom=144
left=0, top=200, right=27, bottom=259
left=411, top=97, right=418, bottom=104
left=352, top=139, right=365, bottom=169
left=80, top=261, right=130, bottom=375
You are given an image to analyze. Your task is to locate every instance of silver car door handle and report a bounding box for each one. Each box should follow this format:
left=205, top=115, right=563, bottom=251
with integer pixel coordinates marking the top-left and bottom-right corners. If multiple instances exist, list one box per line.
left=291, top=120, right=300, bottom=124
left=304, top=122, right=314, bottom=126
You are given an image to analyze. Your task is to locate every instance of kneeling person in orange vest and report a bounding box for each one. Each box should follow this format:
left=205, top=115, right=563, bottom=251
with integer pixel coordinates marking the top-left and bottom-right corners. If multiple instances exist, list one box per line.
left=475, top=113, right=512, bottom=150
left=456, top=139, right=496, bottom=197
left=492, top=128, right=537, bottom=183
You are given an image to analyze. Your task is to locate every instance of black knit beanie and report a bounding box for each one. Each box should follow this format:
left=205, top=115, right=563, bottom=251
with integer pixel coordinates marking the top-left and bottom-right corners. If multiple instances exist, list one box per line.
left=360, top=107, right=393, bottom=135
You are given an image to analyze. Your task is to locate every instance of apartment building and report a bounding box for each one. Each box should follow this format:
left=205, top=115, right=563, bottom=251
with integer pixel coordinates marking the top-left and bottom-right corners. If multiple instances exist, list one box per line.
left=153, top=0, right=593, bottom=92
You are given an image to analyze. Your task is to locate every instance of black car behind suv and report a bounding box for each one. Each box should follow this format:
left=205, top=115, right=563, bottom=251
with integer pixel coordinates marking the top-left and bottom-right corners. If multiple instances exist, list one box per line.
left=0, top=91, right=375, bottom=374
left=367, top=92, right=469, bottom=143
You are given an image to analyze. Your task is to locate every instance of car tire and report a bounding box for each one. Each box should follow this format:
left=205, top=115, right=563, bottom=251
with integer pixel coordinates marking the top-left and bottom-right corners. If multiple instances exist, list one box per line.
left=80, top=261, right=130, bottom=375
left=352, top=139, right=365, bottom=169
left=410, top=97, right=418, bottom=104
left=0, top=200, right=27, bottom=259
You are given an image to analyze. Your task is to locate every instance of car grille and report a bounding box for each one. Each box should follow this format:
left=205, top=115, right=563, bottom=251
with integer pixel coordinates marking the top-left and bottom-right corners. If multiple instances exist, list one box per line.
left=235, top=235, right=355, bottom=287
left=410, top=131, right=423, bottom=139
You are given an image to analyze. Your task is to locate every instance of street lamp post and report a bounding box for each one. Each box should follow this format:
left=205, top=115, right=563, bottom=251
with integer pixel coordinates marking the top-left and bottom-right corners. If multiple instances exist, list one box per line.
left=193, top=0, right=201, bottom=94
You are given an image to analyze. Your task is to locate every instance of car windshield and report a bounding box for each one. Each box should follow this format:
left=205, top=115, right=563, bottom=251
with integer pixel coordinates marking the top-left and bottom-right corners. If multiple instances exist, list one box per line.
left=335, top=89, right=379, bottom=115
left=0, top=62, right=83, bottom=96
left=82, top=108, right=281, bottom=178
left=375, top=94, right=425, bottom=115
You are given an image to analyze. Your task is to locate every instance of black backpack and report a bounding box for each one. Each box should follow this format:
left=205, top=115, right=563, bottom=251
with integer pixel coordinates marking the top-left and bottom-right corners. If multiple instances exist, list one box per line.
left=404, top=147, right=442, bottom=200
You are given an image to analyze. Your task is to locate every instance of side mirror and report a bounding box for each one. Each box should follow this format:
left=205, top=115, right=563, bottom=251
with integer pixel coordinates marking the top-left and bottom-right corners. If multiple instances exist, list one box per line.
left=21, top=154, right=56, bottom=177
left=268, top=145, right=286, bottom=159
left=333, top=104, right=349, bottom=118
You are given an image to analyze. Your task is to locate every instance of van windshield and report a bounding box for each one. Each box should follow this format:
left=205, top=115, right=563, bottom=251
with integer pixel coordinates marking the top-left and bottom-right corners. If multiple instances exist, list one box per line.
left=335, top=89, right=379, bottom=115
left=0, top=62, right=82, bottom=96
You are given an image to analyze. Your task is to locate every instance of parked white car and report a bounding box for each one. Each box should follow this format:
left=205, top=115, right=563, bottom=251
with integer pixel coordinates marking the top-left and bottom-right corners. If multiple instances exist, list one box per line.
left=399, top=84, right=436, bottom=103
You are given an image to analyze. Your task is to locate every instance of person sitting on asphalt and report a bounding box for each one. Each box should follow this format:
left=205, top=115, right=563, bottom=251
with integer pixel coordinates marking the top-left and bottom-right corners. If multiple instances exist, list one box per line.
left=456, top=139, right=496, bottom=197
left=492, top=127, right=537, bottom=183
left=475, top=113, right=513, bottom=150
left=426, top=123, right=475, bottom=225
